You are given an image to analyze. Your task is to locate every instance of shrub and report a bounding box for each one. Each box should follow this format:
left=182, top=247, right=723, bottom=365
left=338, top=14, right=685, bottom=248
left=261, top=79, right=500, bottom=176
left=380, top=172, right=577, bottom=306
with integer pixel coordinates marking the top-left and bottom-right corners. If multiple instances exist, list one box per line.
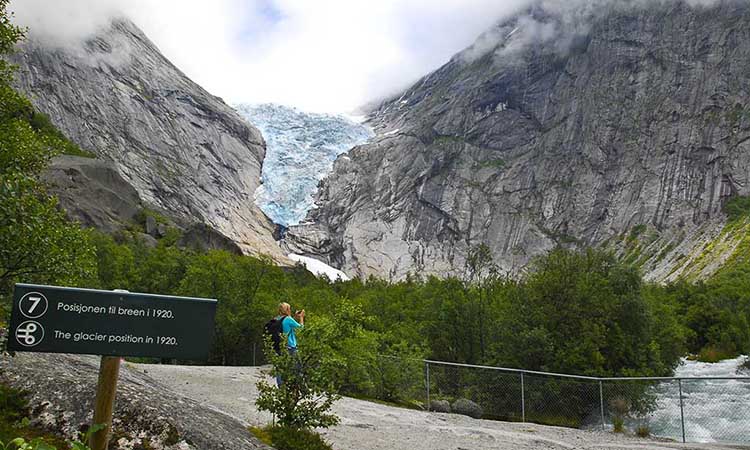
left=723, top=195, right=750, bottom=222
left=610, top=397, right=630, bottom=433
left=697, top=345, right=735, bottom=363
left=612, top=417, right=625, bottom=433
left=267, top=426, right=333, bottom=450
left=255, top=337, right=340, bottom=429
left=636, top=424, right=650, bottom=438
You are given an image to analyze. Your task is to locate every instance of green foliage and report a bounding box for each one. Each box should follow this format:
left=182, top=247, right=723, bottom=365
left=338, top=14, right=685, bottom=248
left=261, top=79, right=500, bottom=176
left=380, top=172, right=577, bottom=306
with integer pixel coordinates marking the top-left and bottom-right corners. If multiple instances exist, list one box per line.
left=635, top=424, right=650, bottom=438
left=628, top=224, right=647, bottom=242
left=0, top=384, right=68, bottom=449
left=26, top=111, right=95, bottom=158
left=723, top=195, right=750, bottom=222
left=257, top=426, right=333, bottom=450
left=0, top=155, right=97, bottom=295
left=493, top=248, right=680, bottom=377
left=0, top=0, right=23, bottom=84
left=0, top=0, right=97, bottom=298
left=255, top=336, right=340, bottom=430
left=612, top=417, right=625, bottom=433
left=478, top=159, right=506, bottom=169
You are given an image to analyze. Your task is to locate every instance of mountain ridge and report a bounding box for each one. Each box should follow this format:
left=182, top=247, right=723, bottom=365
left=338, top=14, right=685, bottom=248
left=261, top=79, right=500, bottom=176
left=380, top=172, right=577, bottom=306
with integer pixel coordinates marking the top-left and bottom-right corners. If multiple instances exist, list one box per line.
left=10, top=18, right=287, bottom=262
left=284, top=0, right=750, bottom=281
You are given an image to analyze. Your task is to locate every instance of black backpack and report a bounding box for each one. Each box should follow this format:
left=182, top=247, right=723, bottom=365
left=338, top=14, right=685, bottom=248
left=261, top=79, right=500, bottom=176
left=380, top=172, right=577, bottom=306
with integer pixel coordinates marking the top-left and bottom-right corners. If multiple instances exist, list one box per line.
left=263, top=316, right=285, bottom=355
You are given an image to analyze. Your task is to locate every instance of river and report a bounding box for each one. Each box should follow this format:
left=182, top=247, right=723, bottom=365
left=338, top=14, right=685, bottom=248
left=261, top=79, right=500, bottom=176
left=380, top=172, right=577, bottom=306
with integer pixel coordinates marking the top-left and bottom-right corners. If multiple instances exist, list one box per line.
left=649, top=356, right=749, bottom=443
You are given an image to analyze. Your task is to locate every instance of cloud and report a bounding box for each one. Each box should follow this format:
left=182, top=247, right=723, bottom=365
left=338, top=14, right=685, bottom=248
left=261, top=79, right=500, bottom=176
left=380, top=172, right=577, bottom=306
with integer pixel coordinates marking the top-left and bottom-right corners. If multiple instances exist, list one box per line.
left=458, top=0, right=730, bottom=66
left=9, top=0, right=532, bottom=113
left=7, top=0, right=730, bottom=113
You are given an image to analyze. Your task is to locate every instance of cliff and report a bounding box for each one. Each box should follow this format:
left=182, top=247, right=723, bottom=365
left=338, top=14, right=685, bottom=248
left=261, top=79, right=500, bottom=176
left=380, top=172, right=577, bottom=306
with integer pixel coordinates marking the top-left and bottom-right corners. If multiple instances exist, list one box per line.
left=11, top=19, right=285, bottom=261
left=285, top=0, right=750, bottom=281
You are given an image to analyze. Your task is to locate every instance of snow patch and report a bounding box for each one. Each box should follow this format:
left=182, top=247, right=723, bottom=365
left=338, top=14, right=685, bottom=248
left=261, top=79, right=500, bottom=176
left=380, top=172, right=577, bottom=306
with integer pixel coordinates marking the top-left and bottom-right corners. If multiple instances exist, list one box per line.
left=289, top=254, right=350, bottom=281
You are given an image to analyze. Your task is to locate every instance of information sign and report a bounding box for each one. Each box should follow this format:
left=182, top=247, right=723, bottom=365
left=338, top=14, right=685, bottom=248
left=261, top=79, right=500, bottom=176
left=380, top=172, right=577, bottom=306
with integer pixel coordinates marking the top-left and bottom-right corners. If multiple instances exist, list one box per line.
left=7, top=283, right=217, bottom=360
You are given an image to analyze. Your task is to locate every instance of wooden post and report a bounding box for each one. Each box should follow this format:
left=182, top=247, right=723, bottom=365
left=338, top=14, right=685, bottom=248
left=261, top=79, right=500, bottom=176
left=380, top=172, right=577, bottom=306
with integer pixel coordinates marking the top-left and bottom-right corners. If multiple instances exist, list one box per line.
left=90, top=355, right=121, bottom=450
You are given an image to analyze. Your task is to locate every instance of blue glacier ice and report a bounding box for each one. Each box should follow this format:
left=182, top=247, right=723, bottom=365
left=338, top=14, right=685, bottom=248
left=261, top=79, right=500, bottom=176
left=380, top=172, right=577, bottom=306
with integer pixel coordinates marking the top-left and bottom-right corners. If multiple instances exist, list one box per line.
left=235, top=103, right=372, bottom=227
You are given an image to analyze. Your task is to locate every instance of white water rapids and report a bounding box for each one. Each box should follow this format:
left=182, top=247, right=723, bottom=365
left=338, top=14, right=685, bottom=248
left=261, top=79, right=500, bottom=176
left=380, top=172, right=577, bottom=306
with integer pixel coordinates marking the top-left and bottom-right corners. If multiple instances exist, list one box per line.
left=648, top=356, right=749, bottom=443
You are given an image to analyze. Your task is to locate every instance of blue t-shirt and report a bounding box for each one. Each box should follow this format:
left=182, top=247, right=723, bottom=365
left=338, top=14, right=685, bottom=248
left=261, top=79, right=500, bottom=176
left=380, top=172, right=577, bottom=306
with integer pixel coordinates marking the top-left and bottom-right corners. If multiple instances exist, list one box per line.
left=281, top=316, right=302, bottom=348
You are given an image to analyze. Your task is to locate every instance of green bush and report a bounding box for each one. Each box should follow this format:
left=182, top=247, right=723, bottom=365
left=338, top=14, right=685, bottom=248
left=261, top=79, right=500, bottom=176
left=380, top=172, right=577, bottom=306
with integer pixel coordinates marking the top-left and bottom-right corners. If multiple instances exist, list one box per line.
left=256, top=336, right=340, bottom=430
left=0, top=384, right=68, bottom=449
left=723, top=195, right=750, bottom=222
left=251, top=426, right=332, bottom=450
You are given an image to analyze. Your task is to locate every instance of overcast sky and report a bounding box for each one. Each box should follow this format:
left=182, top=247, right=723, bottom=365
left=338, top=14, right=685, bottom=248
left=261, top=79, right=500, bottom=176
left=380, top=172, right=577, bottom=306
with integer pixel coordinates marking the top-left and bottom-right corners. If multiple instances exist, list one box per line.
left=9, top=0, right=530, bottom=113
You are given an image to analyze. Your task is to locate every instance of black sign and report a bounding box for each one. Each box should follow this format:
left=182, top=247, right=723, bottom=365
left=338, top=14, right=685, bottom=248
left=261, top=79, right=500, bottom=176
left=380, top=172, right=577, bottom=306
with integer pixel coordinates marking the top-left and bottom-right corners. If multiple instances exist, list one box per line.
left=8, top=284, right=217, bottom=360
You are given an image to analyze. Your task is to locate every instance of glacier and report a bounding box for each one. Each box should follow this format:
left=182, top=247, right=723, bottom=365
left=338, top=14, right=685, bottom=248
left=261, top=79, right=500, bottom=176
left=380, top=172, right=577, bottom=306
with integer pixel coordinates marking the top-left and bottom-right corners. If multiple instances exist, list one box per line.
left=234, top=103, right=372, bottom=227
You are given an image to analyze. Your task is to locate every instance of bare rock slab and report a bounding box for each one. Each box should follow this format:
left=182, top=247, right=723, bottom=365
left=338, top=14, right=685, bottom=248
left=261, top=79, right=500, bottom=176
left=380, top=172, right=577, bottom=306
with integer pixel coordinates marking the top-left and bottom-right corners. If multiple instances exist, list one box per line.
left=0, top=353, right=270, bottom=450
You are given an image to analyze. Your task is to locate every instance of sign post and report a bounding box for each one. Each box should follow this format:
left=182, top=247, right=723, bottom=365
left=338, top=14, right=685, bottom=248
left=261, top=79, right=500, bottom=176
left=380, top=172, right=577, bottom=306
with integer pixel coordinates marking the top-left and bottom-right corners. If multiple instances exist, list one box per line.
left=7, top=283, right=218, bottom=450
left=91, top=356, right=121, bottom=450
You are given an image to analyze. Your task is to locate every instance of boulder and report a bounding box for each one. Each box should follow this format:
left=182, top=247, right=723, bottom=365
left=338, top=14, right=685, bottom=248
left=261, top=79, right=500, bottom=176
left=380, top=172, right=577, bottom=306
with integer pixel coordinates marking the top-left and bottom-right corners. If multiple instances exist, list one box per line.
left=429, top=400, right=451, bottom=413
left=451, top=398, right=483, bottom=419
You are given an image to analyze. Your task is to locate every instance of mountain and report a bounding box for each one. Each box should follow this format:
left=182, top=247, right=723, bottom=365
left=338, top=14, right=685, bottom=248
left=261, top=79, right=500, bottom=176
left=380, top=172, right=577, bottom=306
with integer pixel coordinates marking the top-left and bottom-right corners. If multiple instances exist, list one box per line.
left=234, top=103, right=372, bottom=228
left=10, top=19, right=285, bottom=261
left=285, top=0, right=750, bottom=281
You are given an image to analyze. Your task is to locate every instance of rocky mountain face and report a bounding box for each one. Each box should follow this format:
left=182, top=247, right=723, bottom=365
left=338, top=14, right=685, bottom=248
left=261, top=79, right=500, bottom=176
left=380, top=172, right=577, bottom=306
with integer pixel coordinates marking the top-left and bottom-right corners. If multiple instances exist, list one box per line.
left=11, top=19, right=285, bottom=261
left=285, top=1, right=750, bottom=281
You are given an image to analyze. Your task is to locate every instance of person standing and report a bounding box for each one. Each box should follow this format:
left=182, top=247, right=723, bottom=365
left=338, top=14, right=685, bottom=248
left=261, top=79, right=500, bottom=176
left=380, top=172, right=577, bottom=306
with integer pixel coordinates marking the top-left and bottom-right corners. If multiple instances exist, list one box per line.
left=275, top=302, right=304, bottom=386
left=279, top=302, right=304, bottom=354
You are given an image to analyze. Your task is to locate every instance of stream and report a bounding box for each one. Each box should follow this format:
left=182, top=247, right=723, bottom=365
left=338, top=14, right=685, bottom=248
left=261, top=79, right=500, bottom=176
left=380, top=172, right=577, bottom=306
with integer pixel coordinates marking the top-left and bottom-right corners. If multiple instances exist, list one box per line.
left=649, top=356, right=749, bottom=443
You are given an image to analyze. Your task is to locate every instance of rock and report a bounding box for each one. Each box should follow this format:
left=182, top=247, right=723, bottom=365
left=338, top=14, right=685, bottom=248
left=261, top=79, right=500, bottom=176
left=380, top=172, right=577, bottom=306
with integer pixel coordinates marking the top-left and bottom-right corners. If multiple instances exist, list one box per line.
left=137, top=232, right=159, bottom=249
left=451, top=398, right=483, bottom=419
left=429, top=400, right=451, bottom=413
left=11, top=19, right=287, bottom=263
left=145, top=215, right=158, bottom=238
left=178, top=223, right=244, bottom=255
left=157, top=223, right=168, bottom=238
left=41, top=155, right=142, bottom=234
left=286, top=1, right=750, bottom=281
left=0, top=352, right=270, bottom=450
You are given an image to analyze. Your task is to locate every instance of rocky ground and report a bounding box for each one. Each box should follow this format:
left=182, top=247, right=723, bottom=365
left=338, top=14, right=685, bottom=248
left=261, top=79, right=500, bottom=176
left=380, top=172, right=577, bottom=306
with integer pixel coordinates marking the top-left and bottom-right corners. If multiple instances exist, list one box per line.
left=2, top=353, right=746, bottom=450
left=139, top=363, right=748, bottom=450
left=0, top=353, right=269, bottom=450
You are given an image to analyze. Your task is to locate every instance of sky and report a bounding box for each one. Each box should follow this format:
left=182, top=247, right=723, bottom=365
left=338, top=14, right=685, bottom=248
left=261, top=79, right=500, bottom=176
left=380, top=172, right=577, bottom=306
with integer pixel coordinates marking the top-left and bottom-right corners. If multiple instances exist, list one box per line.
left=9, top=0, right=532, bottom=113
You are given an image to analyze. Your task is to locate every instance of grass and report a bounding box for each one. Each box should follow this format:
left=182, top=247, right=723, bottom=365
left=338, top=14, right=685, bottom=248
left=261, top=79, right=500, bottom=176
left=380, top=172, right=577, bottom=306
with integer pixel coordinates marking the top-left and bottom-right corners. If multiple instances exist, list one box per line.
left=723, top=195, right=750, bottom=222
left=0, top=384, right=68, bottom=448
left=249, top=426, right=333, bottom=450
left=477, top=159, right=506, bottom=170
left=29, top=111, right=96, bottom=159
left=628, top=224, right=647, bottom=242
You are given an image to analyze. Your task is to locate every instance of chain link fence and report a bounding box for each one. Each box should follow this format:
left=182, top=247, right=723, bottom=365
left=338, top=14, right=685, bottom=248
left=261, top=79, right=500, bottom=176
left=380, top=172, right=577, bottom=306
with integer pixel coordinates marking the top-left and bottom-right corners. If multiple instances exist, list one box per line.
left=376, top=356, right=750, bottom=444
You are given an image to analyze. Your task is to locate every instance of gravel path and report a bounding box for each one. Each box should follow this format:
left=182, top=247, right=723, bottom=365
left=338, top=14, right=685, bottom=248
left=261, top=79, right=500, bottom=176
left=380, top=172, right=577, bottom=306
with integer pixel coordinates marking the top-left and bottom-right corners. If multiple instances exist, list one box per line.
left=132, top=363, right=747, bottom=450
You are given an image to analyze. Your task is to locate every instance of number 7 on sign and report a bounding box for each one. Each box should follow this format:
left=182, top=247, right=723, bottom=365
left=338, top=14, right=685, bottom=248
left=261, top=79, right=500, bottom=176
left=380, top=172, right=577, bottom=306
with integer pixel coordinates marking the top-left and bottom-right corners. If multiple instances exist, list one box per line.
left=27, top=296, right=42, bottom=313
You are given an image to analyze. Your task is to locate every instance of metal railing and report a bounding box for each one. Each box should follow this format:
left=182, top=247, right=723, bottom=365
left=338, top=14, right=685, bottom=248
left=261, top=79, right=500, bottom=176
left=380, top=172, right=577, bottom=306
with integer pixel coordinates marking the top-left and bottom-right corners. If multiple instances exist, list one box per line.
left=374, top=356, right=750, bottom=444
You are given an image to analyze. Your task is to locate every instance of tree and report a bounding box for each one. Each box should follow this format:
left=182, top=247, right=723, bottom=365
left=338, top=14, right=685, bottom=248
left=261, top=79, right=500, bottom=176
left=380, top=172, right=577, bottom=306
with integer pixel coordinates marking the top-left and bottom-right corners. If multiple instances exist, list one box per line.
left=0, top=3, right=95, bottom=297
left=464, top=243, right=500, bottom=362
left=0, top=175, right=95, bottom=293
left=256, top=335, right=340, bottom=430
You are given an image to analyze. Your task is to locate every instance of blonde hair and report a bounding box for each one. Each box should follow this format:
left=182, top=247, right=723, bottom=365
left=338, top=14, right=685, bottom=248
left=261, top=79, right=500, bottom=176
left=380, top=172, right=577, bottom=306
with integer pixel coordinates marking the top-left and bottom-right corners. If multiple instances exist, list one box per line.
left=278, top=302, right=292, bottom=317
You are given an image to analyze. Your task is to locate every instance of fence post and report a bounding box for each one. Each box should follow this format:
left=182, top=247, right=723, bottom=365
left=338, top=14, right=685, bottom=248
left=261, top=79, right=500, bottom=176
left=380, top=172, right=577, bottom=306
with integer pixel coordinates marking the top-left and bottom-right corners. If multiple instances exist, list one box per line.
left=425, top=361, right=430, bottom=410
left=599, top=380, right=605, bottom=431
left=678, top=379, right=686, bottom=443
left=520, top=372, right=525, bottom=422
